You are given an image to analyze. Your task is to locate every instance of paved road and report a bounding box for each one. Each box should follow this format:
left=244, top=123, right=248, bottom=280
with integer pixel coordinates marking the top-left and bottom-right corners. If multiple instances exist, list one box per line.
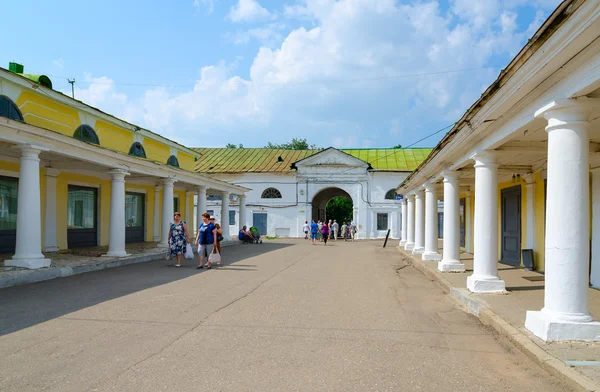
left=0, top=240, right=568, bottom=391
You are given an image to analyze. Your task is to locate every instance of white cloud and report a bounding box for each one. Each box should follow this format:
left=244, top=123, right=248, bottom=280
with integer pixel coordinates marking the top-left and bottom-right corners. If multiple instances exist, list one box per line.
left=52, top=58, right=64, bottom=69
left=193, top=0, right=214, bottom=13
left=228, top=0, right=272, bottom=23
left=70, top=0, right=562, bottom=148
left=232, top=23, right=287, bottom=47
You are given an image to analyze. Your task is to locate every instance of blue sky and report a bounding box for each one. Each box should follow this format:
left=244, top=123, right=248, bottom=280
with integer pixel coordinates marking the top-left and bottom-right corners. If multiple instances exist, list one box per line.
left=1, top=0, right=560, bottom=149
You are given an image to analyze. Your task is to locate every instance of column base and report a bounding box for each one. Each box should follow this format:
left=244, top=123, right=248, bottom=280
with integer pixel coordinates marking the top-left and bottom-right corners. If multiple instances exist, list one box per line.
left=399, top=240, right=407, bottom=247
left=153, top=236, right=161, bottom=242
left=404, top=242, right=415, bottom=251
left=422, top=252, right=442, bottom=261
left=467, top=275, right=505, bottom=293
left=157, top=242, right=169, bottom=248
left=6, top=257, right=51, bottom=269
left=103, top=251, right=131, bottom=258
left=438, top=260, right=465, bottom=272
left=43, top=246, right=60, bottom=253
left=525, top=310, right=600, bottom=342
left=412, top=247, right=425, bottom=255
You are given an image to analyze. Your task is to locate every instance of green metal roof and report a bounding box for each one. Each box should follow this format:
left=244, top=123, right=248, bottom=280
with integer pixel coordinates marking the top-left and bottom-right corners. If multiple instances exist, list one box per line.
left=193, top=147, right=432, bottom=173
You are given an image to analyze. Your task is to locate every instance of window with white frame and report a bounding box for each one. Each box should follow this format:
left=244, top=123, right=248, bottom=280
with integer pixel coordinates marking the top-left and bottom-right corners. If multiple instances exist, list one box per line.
left=377, top=213, right=389, bottom=231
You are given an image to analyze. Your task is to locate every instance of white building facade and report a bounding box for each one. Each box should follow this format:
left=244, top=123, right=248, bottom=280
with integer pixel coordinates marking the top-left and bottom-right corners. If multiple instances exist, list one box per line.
left=193, top=148, right=429, bottom=240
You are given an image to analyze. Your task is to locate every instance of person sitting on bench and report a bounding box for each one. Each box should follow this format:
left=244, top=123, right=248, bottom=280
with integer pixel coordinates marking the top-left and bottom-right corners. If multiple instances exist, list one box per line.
left=238, top=226, right=254, bottom=243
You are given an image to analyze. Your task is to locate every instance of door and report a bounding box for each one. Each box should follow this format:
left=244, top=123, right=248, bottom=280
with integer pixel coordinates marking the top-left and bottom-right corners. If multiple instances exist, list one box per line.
left=125, top=192, right=145, bottom=243
left=253, top=213, right=267, bottom=236
left=0, top=176, right=18, bottom=253
left=501, top=186, right=521, bottom=266
left=459, top=198, right=466, bottom=247
left=67, top=186, right=98, bottom=248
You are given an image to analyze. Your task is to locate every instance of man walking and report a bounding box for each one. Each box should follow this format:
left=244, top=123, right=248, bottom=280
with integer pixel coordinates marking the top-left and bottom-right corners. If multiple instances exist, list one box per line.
left=332, top=220, right=339, bottom=241
left=310, top=220, right=319, bottom=245
left=302, top=221, right=309, bottom=240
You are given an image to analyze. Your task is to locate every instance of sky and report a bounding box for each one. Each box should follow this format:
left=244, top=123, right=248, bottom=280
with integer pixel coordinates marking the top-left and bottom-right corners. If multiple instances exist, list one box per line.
left=1, top=0, right=561, bottom=149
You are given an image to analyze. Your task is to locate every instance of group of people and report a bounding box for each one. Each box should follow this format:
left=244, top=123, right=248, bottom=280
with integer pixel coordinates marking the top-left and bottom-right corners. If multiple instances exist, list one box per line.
left=167, top=212, right=223, bottom=269
left=302, top=219, right=357, bottom=245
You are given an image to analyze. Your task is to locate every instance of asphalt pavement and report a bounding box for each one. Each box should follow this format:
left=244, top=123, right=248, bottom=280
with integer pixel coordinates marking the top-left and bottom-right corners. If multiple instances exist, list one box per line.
left=0, top=239, right=570, bottom=391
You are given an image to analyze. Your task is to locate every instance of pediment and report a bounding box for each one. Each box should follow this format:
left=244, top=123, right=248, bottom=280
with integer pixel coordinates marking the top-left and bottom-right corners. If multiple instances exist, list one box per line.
left=293, top=148, right=370, bottom=169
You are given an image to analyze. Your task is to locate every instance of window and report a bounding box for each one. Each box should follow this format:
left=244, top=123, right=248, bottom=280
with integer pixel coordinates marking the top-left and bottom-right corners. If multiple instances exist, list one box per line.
left=207, top=195, right=222, bottom=201
left=261, top=188, right=282, bottom=199
left=73, top=124, right=100, bottom=145
left=229, top=210, right=236, bottom=225
left=67, top=187, right=96, bottom=229
left=385, top=189, right=398, bottom=200
left=173, top=197, right=180, bottom=214
left=166, top=155, right=179, bottom=168
left=0, top=95, right=24, bottom=122
left=207, top=209, right=214, bottom=217
left=377, top=213, right=389, bottom=231
left=125, top=193, right=144, bottom=228
left=128, top=142, right=147, bottom=158
left=0, top=177, right=18, bottom=230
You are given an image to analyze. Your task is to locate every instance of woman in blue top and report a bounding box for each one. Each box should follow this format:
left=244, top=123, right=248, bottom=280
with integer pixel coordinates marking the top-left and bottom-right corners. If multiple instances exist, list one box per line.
left=195, top=212, right=217, bottom=269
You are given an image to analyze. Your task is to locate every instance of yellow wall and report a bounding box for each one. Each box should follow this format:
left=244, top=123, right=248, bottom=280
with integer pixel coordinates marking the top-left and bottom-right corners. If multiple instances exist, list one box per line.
left=95, top=120, right=134, bottom=154
left=144, top=137, right=171, bottom=165
left=178, top=152, right=195, bottom=172
left=15, top=91, right=80, bottom=136
left=533, top=172, right=546, bottom=271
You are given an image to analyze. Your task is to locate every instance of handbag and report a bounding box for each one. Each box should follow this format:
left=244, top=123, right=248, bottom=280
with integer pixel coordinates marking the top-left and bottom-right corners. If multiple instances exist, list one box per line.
left=217, top=234, right=224, bottom=242
left=184, top=243, right=194, bottom=259
left=209, top=248, right=221, bottom=265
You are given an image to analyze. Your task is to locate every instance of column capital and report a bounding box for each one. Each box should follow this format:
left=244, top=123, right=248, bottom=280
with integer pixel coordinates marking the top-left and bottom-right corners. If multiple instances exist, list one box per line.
left=107, top=168, right=130, bottom=179
left=535, top=98, right=600, bottom=128
left=414, top=188, right=425, bottom=199
left=423, top=182, right=438, bottom=192
left=198, top=185, right=207, bottom=192
left=13, top=143, right=49, bottom=155
left=221, top=190, right=230, bottom=196
left=471, top=151, right=497, bottom=167
left=441, top=170, right=460, bottom=182
left=44, top=167, right=61, bottom=177
left=162, top=177, right=176, bottom=187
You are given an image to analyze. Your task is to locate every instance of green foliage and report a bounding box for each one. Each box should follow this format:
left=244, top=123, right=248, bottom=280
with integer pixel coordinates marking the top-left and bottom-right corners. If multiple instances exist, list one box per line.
left=226, top=143, right=243, bottom=148
left=325, top=196, right=353, bottom=224
left=265, top=138, right=318, bottom=150
left=392, top=144, right=403, bottom=149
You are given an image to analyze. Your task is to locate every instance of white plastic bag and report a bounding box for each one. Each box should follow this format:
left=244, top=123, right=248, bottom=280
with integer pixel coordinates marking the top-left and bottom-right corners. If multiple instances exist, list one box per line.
left=184, top=243, right=194, bottom=259
left=209, top=249, right=221, bottom=265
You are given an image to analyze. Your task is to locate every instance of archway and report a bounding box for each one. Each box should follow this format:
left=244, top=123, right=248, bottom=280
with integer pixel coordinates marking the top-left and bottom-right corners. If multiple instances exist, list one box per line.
left=311, top=187, right=353, bottom=224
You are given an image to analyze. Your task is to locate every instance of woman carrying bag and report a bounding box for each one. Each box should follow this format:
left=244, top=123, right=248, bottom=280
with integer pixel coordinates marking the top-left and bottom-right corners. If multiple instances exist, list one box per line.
left=210, top=216, right=223, bottom=265
left=195, top=212, right=217, bottom=269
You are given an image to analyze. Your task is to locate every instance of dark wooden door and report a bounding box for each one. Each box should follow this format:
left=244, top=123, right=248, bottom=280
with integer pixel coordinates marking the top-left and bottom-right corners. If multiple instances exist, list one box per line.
left=253, top=213, right=267, bottom=236
left=459, top=198, right=466, bottom=247
left=126, top=192, right=145, bottom=243
left=67, top=186, right=98, bottom=248
left=501, top=186, right=521, bottom=266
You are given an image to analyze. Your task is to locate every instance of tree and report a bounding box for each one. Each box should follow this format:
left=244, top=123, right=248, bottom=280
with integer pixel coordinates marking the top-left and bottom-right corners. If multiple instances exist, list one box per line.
left=392, top=144, right=403, bottom=149
left=325, top=196, right=353, bottom=224
left=265, top=138, right=318, bottom=150
left=226, top=143, right=243, bottom=148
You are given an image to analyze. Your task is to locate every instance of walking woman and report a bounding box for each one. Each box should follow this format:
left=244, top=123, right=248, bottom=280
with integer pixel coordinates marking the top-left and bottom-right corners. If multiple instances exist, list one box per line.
left=195, top=212, right=217, bottom=269
left=321, top=222, right=329, bottom=246
left=168, top=212, right=189, bottom=268
left=211, top=216, right=224, bottom=255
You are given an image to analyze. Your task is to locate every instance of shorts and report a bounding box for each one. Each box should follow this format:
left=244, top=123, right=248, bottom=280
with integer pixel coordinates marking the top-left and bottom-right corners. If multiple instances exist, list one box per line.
left=311, top=232, right=318, bottom=239
left=199, top=243, right=214, bottom=256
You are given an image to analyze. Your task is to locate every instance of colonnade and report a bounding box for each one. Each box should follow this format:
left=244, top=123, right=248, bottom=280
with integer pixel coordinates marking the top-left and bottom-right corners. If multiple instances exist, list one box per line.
left=398, top=98, right=600, bottom=342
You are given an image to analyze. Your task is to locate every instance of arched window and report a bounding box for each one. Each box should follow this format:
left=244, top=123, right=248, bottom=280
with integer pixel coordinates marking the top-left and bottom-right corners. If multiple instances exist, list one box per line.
left=166, top=155, right=179, bottom=168
left=128, top=142, right=147, bottom=158
left=261, top=188, right=282, bottom=199
left=385, top=189, right=398, bottom=200
left=73, top=124, right=100, bottom=145
left=0, top=95, right=24, bottom=122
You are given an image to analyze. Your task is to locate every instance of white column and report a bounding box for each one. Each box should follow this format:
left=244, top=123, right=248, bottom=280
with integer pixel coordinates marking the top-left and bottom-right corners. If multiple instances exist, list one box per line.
left=404, top=194, right=415, bottom=250
left=592, top=168, right=600, bottom=289
left=104, top=169, right=130, bottom=257
left=43, top=168, right=60, bottom=252
left=525, top=176, right=536, bottom=250
left=467, top=152, right=505, bottom=293
left=423, top=183, right=441, bottom=260
left=465, top=191, right=473, bottom=254
left=186, top=190, right=194, bottom=239
left=196, top=185, right=207, bottom=236
left=153, top=186, right=161, bottom=242
left=7, top=146, right=51, bottom=269
left=399, top=199, right=407, bottom=246
left=391, top=210, right=399, bottom=239
left=439, top=171, right=464, bottom=272
left=221, top=191, right=231, bottom=240
left=158, top=178, right=175, bottom=248
left=525, top=98, right=600, bottom=342
left=412, top=189, right=425, bottom=254
left=239, top=194, right=247, bottom=230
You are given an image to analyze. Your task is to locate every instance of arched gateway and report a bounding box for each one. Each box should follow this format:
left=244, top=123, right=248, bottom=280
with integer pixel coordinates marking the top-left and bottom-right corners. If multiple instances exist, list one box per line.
left=311, top=187, right=353, bottom=223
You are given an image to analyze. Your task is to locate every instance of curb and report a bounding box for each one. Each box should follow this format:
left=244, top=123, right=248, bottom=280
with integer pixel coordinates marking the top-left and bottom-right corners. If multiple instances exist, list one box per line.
left=398, top=248, right=600, bottom=392
left=0, top=241, right=239, bottom=290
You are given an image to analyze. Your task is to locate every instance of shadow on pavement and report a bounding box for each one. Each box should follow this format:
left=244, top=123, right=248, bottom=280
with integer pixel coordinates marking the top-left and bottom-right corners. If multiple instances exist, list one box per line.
left=0, top=242, right=292, bottom=336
